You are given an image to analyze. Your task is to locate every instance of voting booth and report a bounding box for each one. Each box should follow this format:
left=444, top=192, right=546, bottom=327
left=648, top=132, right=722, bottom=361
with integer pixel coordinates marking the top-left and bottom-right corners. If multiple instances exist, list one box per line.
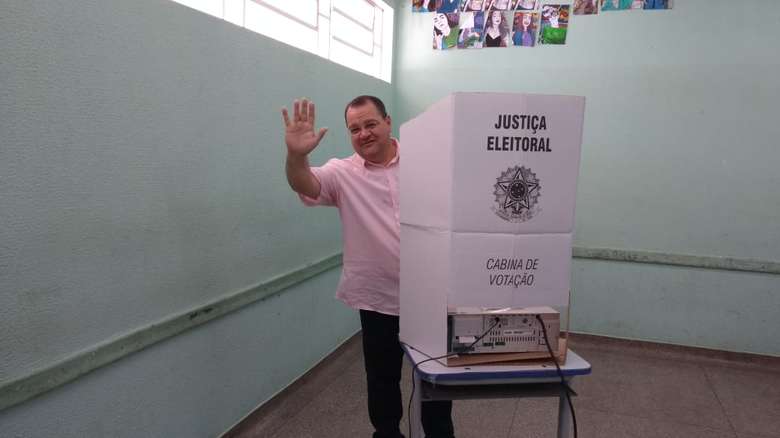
left=399, top=92, right=585, bottom=364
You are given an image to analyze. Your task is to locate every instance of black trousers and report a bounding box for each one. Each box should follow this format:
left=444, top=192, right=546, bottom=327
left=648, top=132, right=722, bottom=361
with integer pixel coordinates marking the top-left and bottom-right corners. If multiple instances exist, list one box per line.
left=360, top=310, right=455, bottom=438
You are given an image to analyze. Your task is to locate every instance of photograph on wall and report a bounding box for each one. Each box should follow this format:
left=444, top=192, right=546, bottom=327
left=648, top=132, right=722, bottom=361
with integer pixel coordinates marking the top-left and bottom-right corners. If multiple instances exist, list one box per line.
left=539, top=5, right=569, bottom=45
left=482, top=10, right=511, bottom=47
left=600, top=0, right=633, bottom=11
left=458, top=11, right=485, bottom=48
left=462, top=0, right=486, bottom=11
left=512, top=0, right=539, bottom=11
left=511, top=12, right=539, bottom=47
left=437, top=0, right=460, bottom=13
left=489, top=0, right=513, bottom=11
left=412, top=0, right=436, bottom=12
left=573, top=0, right=598, bottom=15
left=644, top=0, right=671, bottom=9
left=433, top=12, right=461, bottom=49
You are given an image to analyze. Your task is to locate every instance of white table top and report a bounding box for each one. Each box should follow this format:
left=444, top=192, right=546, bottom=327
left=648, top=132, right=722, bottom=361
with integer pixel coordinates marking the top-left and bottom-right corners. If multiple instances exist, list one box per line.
left=403, top=345, right=592, bottom=385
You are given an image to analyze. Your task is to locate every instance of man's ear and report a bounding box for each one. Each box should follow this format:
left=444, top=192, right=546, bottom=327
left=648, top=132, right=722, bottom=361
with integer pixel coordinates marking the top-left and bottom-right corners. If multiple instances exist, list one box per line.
left=385, top=115, right=392, bottom=127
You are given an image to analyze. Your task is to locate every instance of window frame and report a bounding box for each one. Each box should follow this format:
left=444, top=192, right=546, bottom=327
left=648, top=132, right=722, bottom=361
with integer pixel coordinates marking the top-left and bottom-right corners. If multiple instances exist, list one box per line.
left=171, top=0, right=393, bottom=82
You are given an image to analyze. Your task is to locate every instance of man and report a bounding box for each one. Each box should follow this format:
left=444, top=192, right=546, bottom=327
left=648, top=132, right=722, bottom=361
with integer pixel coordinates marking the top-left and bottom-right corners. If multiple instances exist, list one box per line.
left=282, top=96, right=455, bottom=438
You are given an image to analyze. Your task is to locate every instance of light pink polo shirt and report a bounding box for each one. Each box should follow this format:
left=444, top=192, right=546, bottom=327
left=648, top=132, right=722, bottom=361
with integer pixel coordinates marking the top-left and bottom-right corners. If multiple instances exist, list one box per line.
left=299, top=141, right=401, bottom=315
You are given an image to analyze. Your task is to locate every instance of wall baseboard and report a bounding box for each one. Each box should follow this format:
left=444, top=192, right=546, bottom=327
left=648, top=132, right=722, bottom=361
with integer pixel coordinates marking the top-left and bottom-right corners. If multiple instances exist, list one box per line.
left=574, top=246, right=780, bottom=275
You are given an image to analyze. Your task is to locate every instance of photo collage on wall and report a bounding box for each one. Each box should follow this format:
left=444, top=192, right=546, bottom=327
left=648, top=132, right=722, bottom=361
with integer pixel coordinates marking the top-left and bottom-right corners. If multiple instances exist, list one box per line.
left=414, top=0, right=671, bottom=50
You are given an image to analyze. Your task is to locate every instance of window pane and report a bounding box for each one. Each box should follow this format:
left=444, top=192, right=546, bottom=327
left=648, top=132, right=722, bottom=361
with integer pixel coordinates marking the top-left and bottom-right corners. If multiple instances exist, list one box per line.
left=332, top=0, right=375, bottom=27
left=171, top=0, right=224, bottom=18
left=223, top=0, right=245, bottom=26
left=331, top=9, right=374, bottom=54
left=374, top=9, right=383, bottom=46
left=255, top=0, right=318, bottom=27
left=167, top=0, right=392, bottom=82
left=245, top=0, right=318, bottom=55
left=330, top=38, right=377, bottom=77
left=380, top=4, right=393, bottom=82
left=318, top=16, right=331, bottom=58
left=320, top=0, right=332, bottom=15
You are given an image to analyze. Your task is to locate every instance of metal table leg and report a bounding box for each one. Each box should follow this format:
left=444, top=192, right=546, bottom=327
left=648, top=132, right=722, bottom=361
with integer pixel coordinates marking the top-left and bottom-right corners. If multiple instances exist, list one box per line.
left=557, top=387, right=572, bottom=438
left=410, top=371, right=424, bottom=438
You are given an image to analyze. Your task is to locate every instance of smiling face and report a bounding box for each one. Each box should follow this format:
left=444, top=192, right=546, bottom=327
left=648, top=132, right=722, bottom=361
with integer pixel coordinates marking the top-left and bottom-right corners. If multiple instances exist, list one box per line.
left=522, top=13, right=532, bottom=28
left=346, top=103, right=393, bottom=165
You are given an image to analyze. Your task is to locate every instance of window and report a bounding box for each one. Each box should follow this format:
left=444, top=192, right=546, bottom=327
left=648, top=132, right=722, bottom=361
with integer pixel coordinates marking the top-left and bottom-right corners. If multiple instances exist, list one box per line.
left=171, top=0, right=394, bottom=82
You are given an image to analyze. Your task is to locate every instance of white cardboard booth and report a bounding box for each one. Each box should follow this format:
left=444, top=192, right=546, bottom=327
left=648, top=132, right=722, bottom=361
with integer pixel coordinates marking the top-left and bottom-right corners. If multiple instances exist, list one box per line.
left=399, top=92, right=585, bottom=361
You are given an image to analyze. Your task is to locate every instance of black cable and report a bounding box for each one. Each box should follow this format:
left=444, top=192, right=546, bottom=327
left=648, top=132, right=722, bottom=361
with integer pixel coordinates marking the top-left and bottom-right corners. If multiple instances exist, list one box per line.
left=401, top=315, right=578, bottom=438
left=400, top=317, right=501, bottom=438
left=535, top=314, right=578, bottom=438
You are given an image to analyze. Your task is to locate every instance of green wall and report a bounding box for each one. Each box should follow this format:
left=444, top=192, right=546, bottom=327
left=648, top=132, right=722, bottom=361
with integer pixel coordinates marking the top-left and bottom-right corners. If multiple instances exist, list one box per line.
left=0, top=0, right=391, bottom=434
left=393, top=0, right=779, bottom=354
left=2, top=0, right=779, bottom=436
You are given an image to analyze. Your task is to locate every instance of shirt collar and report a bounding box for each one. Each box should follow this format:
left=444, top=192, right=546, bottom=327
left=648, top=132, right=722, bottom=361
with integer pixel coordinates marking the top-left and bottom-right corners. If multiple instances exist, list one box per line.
left=360, top=138, right=400, bottom=168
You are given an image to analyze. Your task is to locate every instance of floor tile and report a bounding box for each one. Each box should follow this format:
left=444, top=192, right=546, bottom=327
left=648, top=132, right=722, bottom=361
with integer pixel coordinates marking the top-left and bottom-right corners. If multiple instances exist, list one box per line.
left=705, top=365, right=780, bottom=438
left=231, top=334, right=780, bottom=438
left=736, top=433, right=780, bottom=438
left=574, top=407, right=738, bottom=438
left=570, top=349, right=733, bottom=431
left=508, top=398, right=560, bottom=437
left=453, top=398, right=519, bottom=438
left=270, top=368, right=372, bottom=438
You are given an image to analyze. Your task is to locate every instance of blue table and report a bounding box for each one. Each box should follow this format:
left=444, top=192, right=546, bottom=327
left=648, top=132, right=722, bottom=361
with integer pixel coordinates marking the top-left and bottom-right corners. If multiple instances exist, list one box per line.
left=403, top=346, right=591, bottom=438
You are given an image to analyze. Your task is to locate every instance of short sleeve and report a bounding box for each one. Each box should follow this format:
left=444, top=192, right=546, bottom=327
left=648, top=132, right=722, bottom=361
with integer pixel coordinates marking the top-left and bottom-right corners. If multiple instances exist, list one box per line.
left=298, top=159, right=341, bottom=207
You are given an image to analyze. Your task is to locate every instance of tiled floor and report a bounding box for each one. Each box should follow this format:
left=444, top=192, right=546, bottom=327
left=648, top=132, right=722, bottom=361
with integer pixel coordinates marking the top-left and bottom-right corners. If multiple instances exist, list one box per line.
left=226, top=334, right=780, bottom=438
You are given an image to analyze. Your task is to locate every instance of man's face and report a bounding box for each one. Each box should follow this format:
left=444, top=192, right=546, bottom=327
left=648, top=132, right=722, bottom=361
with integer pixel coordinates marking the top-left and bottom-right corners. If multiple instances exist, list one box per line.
left=346, top=103, right=393, bottom=164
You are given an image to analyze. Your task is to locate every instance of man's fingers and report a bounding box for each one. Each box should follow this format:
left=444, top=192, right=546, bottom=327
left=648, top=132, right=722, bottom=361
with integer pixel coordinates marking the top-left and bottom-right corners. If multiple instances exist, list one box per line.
left=309, top=101, right=316, bottom=125
left=293, top=99, right=301, bottom=122
left=300, top=98, right=309, bottom=121
left=288, top=98, right=317, bottom=128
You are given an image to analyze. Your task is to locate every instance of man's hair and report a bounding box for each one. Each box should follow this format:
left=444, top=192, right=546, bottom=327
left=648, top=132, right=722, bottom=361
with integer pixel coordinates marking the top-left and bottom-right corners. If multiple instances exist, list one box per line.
left=344, top=95, right=388, bottom=124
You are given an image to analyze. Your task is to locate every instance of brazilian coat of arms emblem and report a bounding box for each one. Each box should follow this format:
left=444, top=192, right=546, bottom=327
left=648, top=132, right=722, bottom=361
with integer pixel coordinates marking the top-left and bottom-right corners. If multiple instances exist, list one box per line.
left=493, top=165, right=541, bottom=223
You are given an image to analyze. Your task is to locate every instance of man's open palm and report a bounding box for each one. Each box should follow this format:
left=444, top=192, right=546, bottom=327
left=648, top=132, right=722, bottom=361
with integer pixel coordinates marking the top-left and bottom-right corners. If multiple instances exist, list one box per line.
left=282, top=99, right=328, bottom=157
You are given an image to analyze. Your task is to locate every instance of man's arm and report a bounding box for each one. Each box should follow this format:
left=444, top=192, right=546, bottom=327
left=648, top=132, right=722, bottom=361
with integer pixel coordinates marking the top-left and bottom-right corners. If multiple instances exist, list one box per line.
left=281, top=98, right=328, bottom=199
left=285, top=153, right=320, bottom=199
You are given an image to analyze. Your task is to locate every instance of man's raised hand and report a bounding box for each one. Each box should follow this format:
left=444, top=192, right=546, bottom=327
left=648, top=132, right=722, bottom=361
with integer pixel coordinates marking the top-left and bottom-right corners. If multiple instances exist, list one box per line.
left=282, top=98, right=328, bottom=157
